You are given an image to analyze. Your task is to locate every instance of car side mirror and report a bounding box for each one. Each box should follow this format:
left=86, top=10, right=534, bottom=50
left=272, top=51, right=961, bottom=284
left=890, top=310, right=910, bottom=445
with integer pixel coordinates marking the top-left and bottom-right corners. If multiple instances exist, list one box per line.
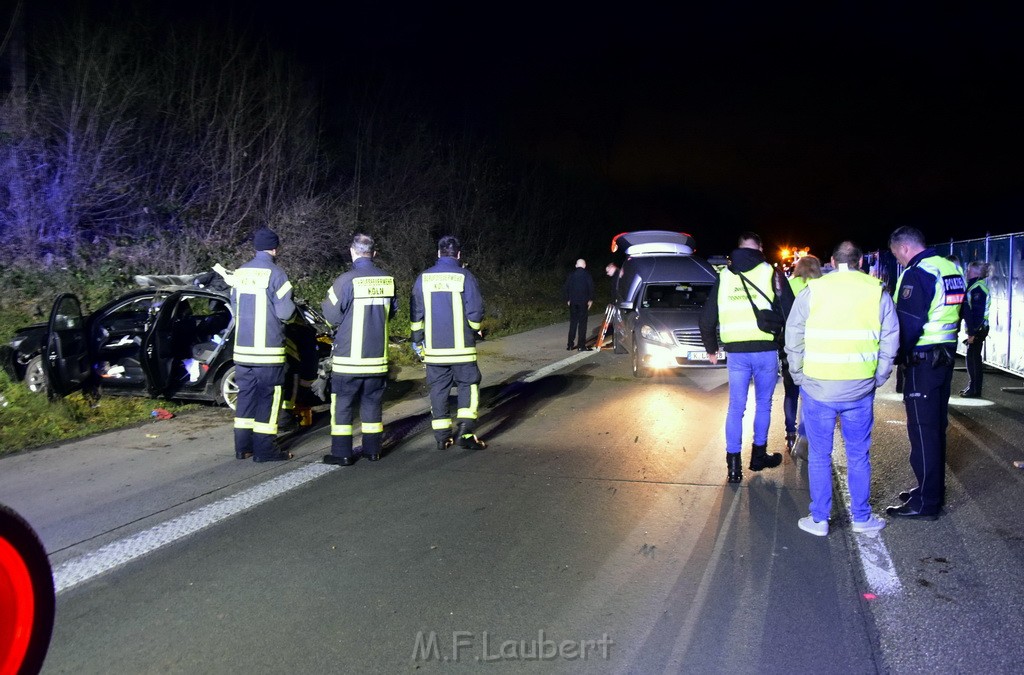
left=618, top=301, right=634, bottom=311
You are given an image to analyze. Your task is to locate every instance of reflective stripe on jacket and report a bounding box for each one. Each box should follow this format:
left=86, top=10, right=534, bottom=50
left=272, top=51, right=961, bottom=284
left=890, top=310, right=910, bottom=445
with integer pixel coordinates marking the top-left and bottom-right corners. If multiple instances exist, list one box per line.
left=323, top=257, right=397, bottom=375
left=410, top=257, right=485, bottom=365
left=718, top=263, right=776, bottom=344
left=895, top=255, right=965, bottom=346
left=225, top=252, right=295, bottom=366
left=803, top=271, right=883, bottom=380
left=965, top=278, right=990, bottom=328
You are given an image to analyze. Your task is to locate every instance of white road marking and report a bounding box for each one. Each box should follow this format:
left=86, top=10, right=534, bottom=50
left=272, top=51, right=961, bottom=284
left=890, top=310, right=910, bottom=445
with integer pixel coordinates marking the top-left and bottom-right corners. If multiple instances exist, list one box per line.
left=54, top=351, right=599, bottom=594
left=832, top=458, right=903, bottom=596
left=53, top=463, right=337, bottom=593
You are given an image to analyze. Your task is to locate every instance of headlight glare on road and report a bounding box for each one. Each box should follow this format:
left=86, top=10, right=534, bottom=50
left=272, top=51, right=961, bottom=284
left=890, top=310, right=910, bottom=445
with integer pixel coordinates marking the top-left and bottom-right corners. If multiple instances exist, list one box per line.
left=640, top=324, right=672, bottom=344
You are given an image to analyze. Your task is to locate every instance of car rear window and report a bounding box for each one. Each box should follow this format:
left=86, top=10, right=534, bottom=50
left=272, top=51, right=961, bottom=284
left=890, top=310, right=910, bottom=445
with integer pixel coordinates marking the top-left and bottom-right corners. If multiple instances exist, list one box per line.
left=642, top=283, right=711, bottom=309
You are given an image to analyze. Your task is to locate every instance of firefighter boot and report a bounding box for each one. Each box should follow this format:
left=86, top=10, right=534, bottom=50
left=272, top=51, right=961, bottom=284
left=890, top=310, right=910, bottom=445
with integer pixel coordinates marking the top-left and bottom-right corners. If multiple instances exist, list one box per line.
left=455, top=422, right=487, bottom=450
left=726, top=452, right=742, bottom=483
left=749, top=443, right=782, bottom=471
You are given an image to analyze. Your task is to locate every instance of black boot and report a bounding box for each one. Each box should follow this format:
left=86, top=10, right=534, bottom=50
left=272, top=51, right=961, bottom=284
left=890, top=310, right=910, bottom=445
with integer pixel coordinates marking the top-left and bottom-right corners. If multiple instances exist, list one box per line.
left=726, top=452, right=742, bottom=483
left=785, top=432, right=797, bottom=450
left=749, top=443, right=782, bottom=471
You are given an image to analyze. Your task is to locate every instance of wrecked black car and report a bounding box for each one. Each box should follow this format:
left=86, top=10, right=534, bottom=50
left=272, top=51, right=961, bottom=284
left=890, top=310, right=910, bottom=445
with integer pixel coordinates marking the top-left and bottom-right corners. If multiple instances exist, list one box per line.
left=2, top=273, right=332, bottom=410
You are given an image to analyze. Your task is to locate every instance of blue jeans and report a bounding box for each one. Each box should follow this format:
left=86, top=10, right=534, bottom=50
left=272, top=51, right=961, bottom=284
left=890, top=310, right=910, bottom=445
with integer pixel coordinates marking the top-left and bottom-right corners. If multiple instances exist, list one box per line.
left=802, top=390, right=875, bottom=522
left=725, top=350, right=779, bottom=453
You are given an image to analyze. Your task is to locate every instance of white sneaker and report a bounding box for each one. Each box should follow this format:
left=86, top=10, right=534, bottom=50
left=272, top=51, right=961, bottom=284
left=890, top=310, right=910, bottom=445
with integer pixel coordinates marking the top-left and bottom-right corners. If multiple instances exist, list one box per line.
left=851, top=514, right=886, bottom=533
left=798, top=515, right=829, bottom=536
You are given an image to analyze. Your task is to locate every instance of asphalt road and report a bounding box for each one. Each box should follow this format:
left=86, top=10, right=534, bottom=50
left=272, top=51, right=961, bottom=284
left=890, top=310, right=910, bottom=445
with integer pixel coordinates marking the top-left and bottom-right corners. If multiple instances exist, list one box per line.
left=5, top=320, right=1024, bottom=673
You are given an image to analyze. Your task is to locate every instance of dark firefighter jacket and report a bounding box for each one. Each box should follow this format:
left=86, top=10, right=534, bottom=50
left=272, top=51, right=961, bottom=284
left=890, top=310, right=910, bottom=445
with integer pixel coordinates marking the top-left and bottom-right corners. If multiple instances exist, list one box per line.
left=410, top=256, right=485, bottom=365
left=226, top=251, right=296, bottom=366
left=322, top=256, right=398, bottom=376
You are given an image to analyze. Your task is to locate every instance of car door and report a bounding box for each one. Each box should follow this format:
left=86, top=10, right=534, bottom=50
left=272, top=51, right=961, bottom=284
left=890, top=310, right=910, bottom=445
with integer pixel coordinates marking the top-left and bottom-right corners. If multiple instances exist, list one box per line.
left=140, top=291, right=185, bottom=397
left=41, top=294, right=91, bottom=398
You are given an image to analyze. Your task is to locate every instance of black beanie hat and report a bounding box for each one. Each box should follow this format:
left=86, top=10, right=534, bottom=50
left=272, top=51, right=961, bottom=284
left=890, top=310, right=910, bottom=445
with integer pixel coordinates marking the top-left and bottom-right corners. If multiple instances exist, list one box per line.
left=253, top=227, right=280, bottom=250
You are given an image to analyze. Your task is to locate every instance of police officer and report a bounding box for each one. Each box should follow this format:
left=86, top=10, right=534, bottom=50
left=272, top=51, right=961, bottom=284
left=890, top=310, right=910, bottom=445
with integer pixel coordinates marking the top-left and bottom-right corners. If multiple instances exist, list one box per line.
left=227, top=227, right=296, bottom=462
left=887, top=226, right=965, bottom=520
left=960, top=260, right=990, bottom=398
left=410, top=235, right=487, bottom=450
left=700, top=231, right=795, bottom=483
left=321, top=233, right=397, bottom=465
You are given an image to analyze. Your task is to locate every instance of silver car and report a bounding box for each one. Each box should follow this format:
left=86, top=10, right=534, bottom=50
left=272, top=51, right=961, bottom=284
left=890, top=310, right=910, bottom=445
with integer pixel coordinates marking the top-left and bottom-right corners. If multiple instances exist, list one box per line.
left=610, top=232, right=725, bottom=377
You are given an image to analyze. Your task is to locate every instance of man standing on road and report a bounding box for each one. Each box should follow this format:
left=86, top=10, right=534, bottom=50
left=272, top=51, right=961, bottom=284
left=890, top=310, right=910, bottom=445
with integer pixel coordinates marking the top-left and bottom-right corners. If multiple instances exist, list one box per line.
left=321, top=233, right=397, bottom=466
left=564, top=258, right=594, bottom=351
left=227, top=227, right=296, bottom=463
left=887, top=226, right=965, bottom=520
left=960, top=260, right=990, bottom=398
left=700, top=231, right=795, bottom=483
left=411, top=235, right=487, bottom=450
left=785, top=241, right=899, bottom=536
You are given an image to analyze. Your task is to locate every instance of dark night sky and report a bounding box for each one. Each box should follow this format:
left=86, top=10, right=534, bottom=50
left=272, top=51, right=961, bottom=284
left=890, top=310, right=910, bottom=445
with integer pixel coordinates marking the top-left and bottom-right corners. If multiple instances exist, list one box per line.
left=64, top=2, right=1024, bottom=258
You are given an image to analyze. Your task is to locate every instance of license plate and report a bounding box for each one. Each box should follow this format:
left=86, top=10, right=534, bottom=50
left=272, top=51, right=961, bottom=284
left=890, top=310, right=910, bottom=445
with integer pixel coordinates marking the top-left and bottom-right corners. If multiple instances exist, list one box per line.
left=688, top=351, right=724, bottom=361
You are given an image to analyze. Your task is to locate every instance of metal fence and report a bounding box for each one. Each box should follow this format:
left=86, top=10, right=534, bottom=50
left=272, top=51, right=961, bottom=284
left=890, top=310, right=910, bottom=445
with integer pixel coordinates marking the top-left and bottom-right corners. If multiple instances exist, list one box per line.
left=867, top=233, right=1024, bottom=379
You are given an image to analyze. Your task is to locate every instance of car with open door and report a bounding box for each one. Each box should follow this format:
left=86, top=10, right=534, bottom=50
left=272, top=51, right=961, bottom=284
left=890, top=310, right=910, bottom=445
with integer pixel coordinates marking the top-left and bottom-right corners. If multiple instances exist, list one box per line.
left=4, top=274, right=332, bottom=410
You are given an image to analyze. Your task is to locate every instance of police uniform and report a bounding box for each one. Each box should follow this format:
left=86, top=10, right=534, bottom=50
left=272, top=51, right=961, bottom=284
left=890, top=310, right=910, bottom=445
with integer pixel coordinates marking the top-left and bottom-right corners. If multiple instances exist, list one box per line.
left=226, top=229, right=296, bottom=462
left=321, top=256, right=397, bottom=463
left=961, top=274, right=990, bottom=397
left=410, top=255, right=486, bottom=449
left=890, top=248, right=965, bottom=517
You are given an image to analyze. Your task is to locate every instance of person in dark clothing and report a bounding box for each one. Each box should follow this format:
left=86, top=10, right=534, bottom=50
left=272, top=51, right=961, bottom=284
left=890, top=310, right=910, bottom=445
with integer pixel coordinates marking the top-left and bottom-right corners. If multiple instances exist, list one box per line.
left=886, top=226, right=965, bottom=520
left=564, top=259, right=595, bottom=350
left=410, top=235, right=487, bottom=450
left=960, top=260, right=990, bottom=398
left=321, top=233, right=398, bottom=465
left=700, top=232, right=796, bottom=482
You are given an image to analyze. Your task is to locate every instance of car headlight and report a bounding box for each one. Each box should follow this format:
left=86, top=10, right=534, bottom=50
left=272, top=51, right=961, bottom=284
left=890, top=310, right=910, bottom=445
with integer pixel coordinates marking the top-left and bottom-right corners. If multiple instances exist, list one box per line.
left=640, top=324, right=672, bottom=344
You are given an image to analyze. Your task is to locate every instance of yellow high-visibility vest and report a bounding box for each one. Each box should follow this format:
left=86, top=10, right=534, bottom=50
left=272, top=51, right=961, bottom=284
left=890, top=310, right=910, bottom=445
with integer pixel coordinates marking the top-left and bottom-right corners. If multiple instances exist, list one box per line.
left=803, top=271, right=883, bottom=380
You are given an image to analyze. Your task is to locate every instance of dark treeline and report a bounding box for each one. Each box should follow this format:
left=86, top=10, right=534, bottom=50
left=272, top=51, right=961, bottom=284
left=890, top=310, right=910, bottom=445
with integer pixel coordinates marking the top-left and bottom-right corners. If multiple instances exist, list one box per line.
left=0, top=3, right=615, bottom=287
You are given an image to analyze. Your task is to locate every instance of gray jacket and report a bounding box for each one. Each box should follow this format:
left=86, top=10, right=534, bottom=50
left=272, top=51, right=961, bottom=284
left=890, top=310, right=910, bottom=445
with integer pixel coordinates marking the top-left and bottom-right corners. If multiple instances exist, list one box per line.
left=784, top=265, right=900, bottom=402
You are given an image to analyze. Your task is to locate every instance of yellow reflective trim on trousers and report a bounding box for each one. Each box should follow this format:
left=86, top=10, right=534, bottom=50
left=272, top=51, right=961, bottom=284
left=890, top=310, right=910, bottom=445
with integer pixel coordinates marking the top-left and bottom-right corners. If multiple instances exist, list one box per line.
left=432, top=418, right=452, bottom=430
left=234, top=417, right=255, bottom=429
left=253, top=385, right=283, bottom=435
left=410, top=320, right=424, bottom=331
left=331, top=424, right=353, bottom=436
left=457, top=384, right=479, bottom=419
left=276, top=280, right=292, bottom=299
left=362, top=422, right=383, bottom=433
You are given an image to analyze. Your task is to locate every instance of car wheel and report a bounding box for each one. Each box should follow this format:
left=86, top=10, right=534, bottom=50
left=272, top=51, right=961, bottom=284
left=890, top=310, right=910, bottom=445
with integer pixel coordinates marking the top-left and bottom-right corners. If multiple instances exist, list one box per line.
left=217, top=366, right=238, bottom=411
left=0, top=504, right=55, bottom=675
left=632, top=342, right=652, bottom=378
left=22, top=356, right=49, bottom=396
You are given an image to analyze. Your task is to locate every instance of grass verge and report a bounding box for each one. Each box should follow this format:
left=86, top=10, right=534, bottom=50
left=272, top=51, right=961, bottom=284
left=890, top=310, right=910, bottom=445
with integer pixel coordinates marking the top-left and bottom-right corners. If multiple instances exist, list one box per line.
left=0, top=263, right=576, bottom=455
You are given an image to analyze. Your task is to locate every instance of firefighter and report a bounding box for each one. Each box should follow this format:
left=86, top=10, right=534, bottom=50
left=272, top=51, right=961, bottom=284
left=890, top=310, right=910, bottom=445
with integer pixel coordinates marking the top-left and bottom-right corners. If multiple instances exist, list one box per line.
left=321, top=233, right=397, bottom=465
left=226, top=227, right=296, bottom=462
left=410, top=235, right=487, bottom=450
left=887, top=226, right=965, bottom=520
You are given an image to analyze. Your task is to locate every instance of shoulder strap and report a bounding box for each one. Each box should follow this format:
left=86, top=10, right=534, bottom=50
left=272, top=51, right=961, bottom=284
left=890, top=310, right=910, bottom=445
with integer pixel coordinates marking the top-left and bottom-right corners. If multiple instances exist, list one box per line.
left=736, top=270, right=774, bottom=308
